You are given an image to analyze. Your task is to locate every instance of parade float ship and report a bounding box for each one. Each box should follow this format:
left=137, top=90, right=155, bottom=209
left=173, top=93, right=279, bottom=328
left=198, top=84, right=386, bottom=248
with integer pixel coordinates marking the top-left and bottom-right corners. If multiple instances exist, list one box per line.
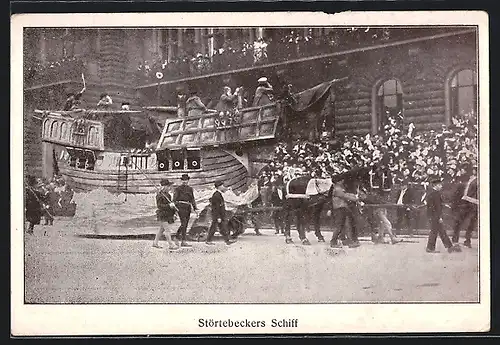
left=38, top=103, right=282, bottom=194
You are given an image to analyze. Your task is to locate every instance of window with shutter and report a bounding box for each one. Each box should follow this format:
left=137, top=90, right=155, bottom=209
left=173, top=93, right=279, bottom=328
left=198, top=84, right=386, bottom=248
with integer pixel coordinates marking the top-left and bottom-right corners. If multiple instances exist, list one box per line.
left=450, top=69, right=477, bottom=118
left=376, top=79, right=404, bottom=133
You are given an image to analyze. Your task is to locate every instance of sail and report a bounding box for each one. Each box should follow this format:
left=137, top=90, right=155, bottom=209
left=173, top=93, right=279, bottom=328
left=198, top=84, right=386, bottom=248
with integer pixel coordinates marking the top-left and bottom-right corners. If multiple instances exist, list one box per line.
left=288, top=80, right=335, bottom=114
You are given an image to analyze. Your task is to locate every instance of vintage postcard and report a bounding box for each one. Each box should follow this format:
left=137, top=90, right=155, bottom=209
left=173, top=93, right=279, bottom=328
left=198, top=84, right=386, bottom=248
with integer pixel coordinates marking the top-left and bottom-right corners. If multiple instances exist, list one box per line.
left=11, top=11, right=490, bottom=335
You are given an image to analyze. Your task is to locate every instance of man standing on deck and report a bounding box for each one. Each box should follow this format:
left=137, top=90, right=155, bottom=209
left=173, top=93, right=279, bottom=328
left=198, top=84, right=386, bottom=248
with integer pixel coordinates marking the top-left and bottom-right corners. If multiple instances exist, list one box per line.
left=173, top=174, right=197, bottom=247
left=252, top=77, right=274, bottom=107
left=186, top=89, right=208, bottom=117
left=63, top=86, right=86, bottom=111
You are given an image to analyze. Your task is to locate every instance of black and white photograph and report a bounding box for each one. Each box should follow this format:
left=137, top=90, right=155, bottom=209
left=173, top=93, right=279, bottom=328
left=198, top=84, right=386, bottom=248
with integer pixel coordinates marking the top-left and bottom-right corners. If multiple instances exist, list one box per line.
left=11, top=12, right=489, bottom=335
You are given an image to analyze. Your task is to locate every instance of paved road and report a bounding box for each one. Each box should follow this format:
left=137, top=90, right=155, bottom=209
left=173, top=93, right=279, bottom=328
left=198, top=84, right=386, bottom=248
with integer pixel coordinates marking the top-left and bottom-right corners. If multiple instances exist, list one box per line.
left=24, top=226, right=479, bottom=304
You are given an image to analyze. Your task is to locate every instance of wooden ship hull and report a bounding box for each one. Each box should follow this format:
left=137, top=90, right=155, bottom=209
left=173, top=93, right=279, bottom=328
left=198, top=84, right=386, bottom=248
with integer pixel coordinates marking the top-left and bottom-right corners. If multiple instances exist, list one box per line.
left=38, top=103, right=282, bottom=194
left=56, top=149, right=249, bottom=194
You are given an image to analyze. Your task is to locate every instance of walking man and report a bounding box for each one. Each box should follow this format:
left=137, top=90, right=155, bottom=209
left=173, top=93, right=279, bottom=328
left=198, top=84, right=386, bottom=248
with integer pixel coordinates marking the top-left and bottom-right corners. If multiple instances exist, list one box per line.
left=173, top=174, right=197, bottom=247
left=451, top=170, right=478, bottom=248
left=270, top=178, right=286, bottom=235
left=395, top=179, right=419, bottom=236
left=328, top=178, right=360, bottom=248
left=206, top=181, right=236, bottom=246
left=425, top=178, right=461, bottom=253
left=25, top=175, right=43, bottom=235
left=152, top=179, right=180, bottom=251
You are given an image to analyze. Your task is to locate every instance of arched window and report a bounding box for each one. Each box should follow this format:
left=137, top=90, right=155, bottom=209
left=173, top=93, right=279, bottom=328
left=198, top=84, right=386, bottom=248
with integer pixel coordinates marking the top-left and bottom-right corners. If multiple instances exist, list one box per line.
left=60, top=122, right=68, bottom=140
left=50, top=121, right=59, bottom=138
left=450, top=69, right=477, bottom=118
left=43, top=120, right=50, bottom=137
left=88, top=126, right=99, bottom=146
left=376, top=79, right=403, bottom=132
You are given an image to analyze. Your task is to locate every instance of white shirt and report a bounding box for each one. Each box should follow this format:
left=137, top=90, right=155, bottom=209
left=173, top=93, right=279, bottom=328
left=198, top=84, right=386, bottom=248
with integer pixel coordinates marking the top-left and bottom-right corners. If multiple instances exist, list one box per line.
left=277, top=189, right=283, bottom=200
left=397, top=187, right=407, bottom=205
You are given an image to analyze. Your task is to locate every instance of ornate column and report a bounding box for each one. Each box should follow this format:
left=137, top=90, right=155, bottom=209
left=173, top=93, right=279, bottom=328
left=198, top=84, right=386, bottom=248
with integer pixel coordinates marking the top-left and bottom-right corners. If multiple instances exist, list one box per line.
left=195, top=28, right=201, bottom=45
left=152, top=29, right=157, bottom=54
left=248, top=28, right=254, bottom=43
left=208, top=28, right=214, bottom=58
left=177, top=29, right=184, bottom=55
left=39, top=30, right=47, bottom=63
left=200, top=28, right=206, bottom=55
left=157, top=29, right=163, bottom=59
left=257, top=27, right=264, bottom=39
left=167, top=29, right=174, bottom=62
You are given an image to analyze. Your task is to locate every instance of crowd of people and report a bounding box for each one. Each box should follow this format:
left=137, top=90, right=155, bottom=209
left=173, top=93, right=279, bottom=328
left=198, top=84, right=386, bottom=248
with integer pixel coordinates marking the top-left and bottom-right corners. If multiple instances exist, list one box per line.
left=24, top=174, right=76, bottom=235
left=266, top=110, right=477, bottom=184
left=255, top=110, right=479, bottom=252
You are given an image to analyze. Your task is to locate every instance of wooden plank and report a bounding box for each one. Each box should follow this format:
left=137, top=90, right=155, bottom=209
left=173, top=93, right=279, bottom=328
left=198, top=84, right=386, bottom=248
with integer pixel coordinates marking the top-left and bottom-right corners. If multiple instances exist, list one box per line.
left=336, top=128, right=370, bottom=137
left=404, top=90, right=444, bottom=102
left=414, top=122, right=444, bottom=131
left=336, top=121, right=371, bottom=130
left=336, top=106, right=371, bottom=117
left=404, top=106, right=446, bottom=118
left=335, top=98, right=371, bottom=108
left=335, top=113, right=371, bottom=124
left=404, top=82, right=445, bottom=94
left=61, top=161, right=246, bottom=182
left=404, top=114, right=444, bottom=124
left=65, top=166, right=248, bottom=193
left=61, top=160, right=247, bottom=183
left=336, top=92, right=372, bottom=102
left=405, top=98, right=445, bottom=109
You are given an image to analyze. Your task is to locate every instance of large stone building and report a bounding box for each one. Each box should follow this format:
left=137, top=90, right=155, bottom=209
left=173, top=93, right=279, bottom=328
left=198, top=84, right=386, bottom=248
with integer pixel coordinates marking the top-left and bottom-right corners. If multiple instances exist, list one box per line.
left=23, top=26, right=477, bottom=177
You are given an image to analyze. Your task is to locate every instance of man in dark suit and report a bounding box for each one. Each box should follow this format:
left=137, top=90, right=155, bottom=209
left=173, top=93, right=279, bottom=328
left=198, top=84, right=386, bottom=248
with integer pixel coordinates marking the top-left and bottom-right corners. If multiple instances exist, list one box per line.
left=425, top=178, right=461, bottom=253
left=395, top=179, right=419, bottom=236
left=206, top=181, right=236, bottom=246
left=248, top=177, right=266, bottom=236
left=270, top=178, right=286, bottom=235
left=173, top=174, right=197, bottom=247
left=152, top=179, right=180, bottom=251
left=451, top=171, right=478, bottom=248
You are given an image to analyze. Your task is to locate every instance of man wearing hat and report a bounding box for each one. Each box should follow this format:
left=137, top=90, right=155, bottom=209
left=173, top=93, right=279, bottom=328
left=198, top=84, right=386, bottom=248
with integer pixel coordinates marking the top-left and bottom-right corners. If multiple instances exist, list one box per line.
left=327, top=178, right=360, bottom=248
left=186, top=89, right=207, bottom=117
left=97, top=92, right=113, bottom=108
left=206, top=181, right=236, bottom=246
left=451, top=168, right=478, bottom=248
left=152, top=179, right=180, bottom=250
left=216, top=86, right=240, bottom=113
left=25, top=175, right=43, bottom=235
left=395, top=178, right=419, bottom=237
left=270, top=177, right=286, bottom=235
left=121, top=102, right=131, bottom=111
left=252, top=77, right=274, bottom=107
left=425, top=177, right=461, bottom=253
left=173, top=174, right=197, bottom=247
left=63, top=85, right=86, bottom=111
